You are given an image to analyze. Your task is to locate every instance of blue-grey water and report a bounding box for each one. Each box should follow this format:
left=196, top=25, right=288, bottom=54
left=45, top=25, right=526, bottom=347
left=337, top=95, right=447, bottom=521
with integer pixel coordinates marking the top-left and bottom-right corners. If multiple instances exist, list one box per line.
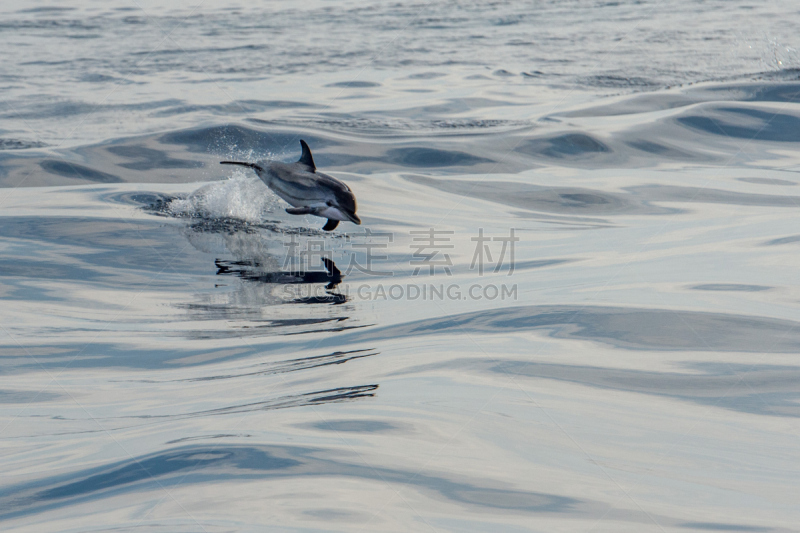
left=3, top=1, right=800, bottom=531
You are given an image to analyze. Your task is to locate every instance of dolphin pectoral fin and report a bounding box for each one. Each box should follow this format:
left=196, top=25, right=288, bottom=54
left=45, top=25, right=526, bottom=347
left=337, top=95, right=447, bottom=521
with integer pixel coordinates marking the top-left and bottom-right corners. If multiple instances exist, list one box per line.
left=298, top=140, right=316, bottom=172
left=285, top=206, right=316, bottom=215
left=220, top=161, right=264, bottom=172
left=322, top=219, right=339, bottom=231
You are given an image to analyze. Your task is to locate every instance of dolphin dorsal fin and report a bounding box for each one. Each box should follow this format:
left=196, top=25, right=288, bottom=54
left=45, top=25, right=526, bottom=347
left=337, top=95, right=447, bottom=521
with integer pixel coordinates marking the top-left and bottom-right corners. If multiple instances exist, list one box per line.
left=298, top=139, right=316, bottom=171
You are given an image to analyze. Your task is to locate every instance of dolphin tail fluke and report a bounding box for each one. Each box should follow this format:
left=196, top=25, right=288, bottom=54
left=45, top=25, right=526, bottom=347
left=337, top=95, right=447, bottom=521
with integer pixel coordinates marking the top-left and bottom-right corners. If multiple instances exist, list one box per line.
left=322, top=219, right=339, bottom=231
left=298, top=140, right=316, bottom=171
left=220, top=161, right=264, bottom=172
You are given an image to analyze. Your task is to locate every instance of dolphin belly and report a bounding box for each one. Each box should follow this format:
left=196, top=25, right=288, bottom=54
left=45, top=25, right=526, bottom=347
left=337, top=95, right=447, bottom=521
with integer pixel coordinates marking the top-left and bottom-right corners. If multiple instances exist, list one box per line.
left=284, top=204, right=348, bottom=221
left=317, top=205, right=350, bottom=221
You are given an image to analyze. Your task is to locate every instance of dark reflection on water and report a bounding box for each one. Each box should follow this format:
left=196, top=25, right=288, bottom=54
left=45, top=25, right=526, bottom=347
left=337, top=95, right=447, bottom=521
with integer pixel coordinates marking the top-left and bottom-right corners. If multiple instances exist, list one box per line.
left=146, top=349, right=378, bottom=383
left=182, top=317, right=367, bottom=340
left=492, top=361, right=800, bottom=418
left=1, top=341, right=291, bottom=371
left=0, top=444, right=581, bottom=522
left=677, top=107, right=800, bottom=143
left=291, top=292, right=349, bottom=305
left=0, top=216, right=206, bottom=274
left=324, top=81, right=381, bottom=88
left=513, top=258, right=578, bottom=271
left=165, top=434, right=252, bottom=445
left=0, top=390, right=61, bottom=403
left=0, top=138, right=48, bottom=150
left=150, top=99, right=323, bottom=118
left=385, top=147, right=493, bottom=167
left=625, top=139, right=688, bottom=157
left=302, top=419, right=400, bottom=433
left=347, top=305, right=800, bottom=353
left=700, top=81, right=800, bottom=104
left=41, top=386, right=379, bottom=437
left=762, top=234, right=800, bottom=246
left=690, top=284, right=772, bottom=292
left=626, top=184, right=800, bottom=207
left=404, top=175, right=671, bottom=217
left=2, top=447, right=298, bottom=519
left=737, top=177, right=797, bottom=186
left=107, top=145, right=203, bottom=171
left=106, top=190, right=176, bottom=208
left=216, top=257, right=343, bottom=291
left=39, top=159, right=122, bottom=183
left=160, top=124, right=334, bottom=157
left=125, top=385, right=378, bottom=420
left=678, top=521, right=773, bottom=532
left=562, top=82, right=800, bottom=118
left=407, top=176, right=800, bottom=218
left=516, top=133, right=610, bottom=159
left=0, top=258, right=104, bottom=282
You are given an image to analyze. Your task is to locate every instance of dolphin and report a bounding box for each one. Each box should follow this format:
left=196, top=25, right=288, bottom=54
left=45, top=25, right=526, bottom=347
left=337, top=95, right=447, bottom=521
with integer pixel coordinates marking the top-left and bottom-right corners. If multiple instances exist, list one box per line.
left=220, top=140, right=361, bottom=231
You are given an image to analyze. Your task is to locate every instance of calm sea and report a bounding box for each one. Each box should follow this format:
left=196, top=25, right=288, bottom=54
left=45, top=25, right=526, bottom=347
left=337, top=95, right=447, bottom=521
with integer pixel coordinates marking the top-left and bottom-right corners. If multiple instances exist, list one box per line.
left=2, top=1, right=800, bottom=531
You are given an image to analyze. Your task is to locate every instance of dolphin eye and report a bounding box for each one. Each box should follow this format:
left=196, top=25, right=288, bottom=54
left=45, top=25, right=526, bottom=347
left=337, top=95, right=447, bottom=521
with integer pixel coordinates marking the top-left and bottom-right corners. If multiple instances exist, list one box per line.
left=326, top=201, right=333, bottom=206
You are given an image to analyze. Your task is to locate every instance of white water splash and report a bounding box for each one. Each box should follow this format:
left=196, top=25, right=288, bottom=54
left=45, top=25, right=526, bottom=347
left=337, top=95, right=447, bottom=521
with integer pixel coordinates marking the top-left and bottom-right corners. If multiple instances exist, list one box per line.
left=167, top=171, right=278, bottom=222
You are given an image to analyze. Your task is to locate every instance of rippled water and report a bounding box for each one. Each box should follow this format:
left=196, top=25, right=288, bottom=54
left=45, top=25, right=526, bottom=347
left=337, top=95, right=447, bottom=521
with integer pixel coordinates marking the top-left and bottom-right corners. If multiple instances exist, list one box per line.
left=3, top=1, right=800, bottom=532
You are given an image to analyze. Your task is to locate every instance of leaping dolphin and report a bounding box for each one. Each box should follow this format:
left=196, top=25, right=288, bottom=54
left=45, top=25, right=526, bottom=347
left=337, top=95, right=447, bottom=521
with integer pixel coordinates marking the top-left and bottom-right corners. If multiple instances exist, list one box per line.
left=221, top=140, right=361, bottom=231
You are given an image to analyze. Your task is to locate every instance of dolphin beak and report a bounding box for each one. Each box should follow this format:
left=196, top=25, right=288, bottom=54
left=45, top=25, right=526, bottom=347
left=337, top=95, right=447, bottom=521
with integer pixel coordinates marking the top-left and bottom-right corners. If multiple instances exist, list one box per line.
left=348, top=212, right=362, bottom=225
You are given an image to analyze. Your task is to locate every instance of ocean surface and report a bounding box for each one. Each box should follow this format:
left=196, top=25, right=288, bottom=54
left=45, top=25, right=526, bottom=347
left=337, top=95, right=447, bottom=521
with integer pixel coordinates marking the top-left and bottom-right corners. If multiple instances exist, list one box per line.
left=2, top=1, right=800, bottom=531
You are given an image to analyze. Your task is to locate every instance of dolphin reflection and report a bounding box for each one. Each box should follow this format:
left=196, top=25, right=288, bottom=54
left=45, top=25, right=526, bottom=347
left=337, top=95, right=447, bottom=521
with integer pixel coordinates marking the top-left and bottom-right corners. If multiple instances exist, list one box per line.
left=216, top=257, right=344, bottom=297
